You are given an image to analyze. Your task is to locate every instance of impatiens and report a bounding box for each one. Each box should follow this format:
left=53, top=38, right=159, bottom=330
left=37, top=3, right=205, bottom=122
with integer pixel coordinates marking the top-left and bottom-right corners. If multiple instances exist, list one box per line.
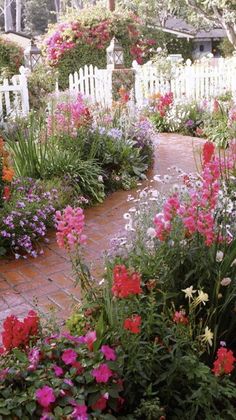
left=61, top=348, right=78, bottom=365
left=112, top=265, right=142, bottom=298
left=35, top=386, right=56, bottom=408
left=91, top=363, right=113, bottom=383
left=212, top=347, right=235, bottom=376
left=101, top=345, right=116, bottom=361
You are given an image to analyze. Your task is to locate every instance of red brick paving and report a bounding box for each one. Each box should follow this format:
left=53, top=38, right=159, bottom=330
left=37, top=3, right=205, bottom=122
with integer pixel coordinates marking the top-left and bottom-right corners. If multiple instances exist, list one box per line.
left=0, top=134, right=204, bottom=326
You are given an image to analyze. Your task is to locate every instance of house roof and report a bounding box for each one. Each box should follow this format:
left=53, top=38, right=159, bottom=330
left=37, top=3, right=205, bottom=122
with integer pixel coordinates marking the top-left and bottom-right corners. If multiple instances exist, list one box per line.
left=0, top=31, right=31, bottom=49
left=163, top=17, right=226, bottom=39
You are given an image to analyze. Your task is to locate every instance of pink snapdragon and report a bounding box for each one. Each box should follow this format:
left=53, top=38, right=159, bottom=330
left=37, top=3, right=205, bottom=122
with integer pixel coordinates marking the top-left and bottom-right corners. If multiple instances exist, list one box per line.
left=47, top=95, right=91, bottom=137
left=55, top=206, right=87, bottom=250
left=91, top=363, right=113, bottom=383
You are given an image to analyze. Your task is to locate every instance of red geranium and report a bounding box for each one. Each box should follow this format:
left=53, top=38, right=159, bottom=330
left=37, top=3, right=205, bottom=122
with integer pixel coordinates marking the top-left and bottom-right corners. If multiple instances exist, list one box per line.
left=112, top=265, right=142, bottom=298
left=123, top=314, right=141, bottom=333
left=212, top=347, right=235, bottom=376
left=1, top=310, right=39, bottom=351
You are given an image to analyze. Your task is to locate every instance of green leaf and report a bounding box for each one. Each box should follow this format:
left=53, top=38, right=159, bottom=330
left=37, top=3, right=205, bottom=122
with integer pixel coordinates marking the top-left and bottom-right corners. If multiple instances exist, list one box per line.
left=12, top=348, right=28, bottom=363
left=26, top=401, right=36, bottom=415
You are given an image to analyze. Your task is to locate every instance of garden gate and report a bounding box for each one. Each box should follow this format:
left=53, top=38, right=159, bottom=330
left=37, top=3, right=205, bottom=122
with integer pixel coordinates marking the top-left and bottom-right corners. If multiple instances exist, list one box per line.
left=69, top=65, right=112, bottom=107
left=0, top=67, right=30, bottom=124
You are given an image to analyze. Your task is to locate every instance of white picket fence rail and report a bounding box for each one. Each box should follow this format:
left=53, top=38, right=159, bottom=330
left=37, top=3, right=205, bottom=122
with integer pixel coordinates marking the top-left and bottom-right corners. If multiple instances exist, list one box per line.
left=134, top=57, right=236, bottom=107
left=0, top=66, right=29, bottom=124
left=68, top=58, right=236, bottom=108
left=69, top=64, right=112, bottom=107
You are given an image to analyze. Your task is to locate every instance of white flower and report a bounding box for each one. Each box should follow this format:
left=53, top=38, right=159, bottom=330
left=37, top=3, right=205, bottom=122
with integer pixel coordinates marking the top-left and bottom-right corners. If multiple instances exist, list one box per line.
left=182, top=285, right=196, bottom=300
left=163, top=174, right=172, bottom=183
left=230, top=258, right=236, bottom=267
left=140, top=190, right=147, bottom=198
left=201, top=326, right=214, bottom=347
left=147, top=227, right=156, bottom=238
left=125, top=223, right=134, bottom=232
left=129, top=207, right=136, bottom=213
left=151, top=189, right=159, bottom=197
left=220, top=277, right=231, bottom=286
left=216, top=251, right=224, bottom=262
left=193, top=290, right=209, bottom=307
left=153, top=175, right=162, bottom=182
left=98, top=175, right=103, bottom=182
left=123, top=213, right=131, bottom=220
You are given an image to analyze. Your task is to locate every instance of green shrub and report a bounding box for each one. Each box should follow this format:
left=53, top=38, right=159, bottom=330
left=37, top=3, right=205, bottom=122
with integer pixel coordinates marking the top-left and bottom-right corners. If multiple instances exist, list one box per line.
left=0, top=38, right=24, bottom=77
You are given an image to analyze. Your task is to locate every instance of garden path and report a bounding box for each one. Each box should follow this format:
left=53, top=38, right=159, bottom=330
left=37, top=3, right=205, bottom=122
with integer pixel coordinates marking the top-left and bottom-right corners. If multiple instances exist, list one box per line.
left=0, top=133, right=204, bottom=327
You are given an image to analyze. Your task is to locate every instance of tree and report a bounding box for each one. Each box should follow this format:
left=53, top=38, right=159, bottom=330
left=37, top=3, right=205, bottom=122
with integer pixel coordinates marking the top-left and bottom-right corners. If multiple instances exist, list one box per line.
left=15, top=0, right=21, bottom=32
left=24, top=0, right=51, bottom=34
left=185, top=1, right=236, bottom=48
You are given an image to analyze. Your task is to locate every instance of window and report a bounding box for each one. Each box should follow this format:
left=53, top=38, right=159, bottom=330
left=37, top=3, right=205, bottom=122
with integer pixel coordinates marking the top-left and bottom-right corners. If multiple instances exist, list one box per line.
left=200, top=45, right=205, bottom=52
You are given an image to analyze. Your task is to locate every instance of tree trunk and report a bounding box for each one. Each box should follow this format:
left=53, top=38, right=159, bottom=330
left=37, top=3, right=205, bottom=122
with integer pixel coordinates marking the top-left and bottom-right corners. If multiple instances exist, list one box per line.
left=108, top=0, right=115, bottom=12
left=15, top=0, right=21, bottom=32
left=4, top=0, right=14, bottom=32
left=221, top=21, right=236, bottom=49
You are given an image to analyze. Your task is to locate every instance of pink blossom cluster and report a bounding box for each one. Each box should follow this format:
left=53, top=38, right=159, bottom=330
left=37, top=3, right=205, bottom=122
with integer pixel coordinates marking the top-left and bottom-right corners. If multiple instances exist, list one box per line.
left=154, top=143, right=221, bottom=246
left=45, top=20, right=110, bottom=64
left=228, top=105, right=236, bottom=126
left=156, top=92, right=174, bottom=117
left=55, top=206, right=87, bottom=250
left=47, top=95, right=91, bottom=137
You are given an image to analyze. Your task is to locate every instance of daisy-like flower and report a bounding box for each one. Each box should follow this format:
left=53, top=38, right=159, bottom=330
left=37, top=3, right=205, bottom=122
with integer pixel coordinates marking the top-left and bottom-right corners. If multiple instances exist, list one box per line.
left=201, top=326, right=214, bottom=347
left=123, top=213, right=131, bottom=220
left=182, top=285, right=196, bottom=301
left=193, top=290, right=209, bottom=307
left=216, top=251, right=224, bottom=262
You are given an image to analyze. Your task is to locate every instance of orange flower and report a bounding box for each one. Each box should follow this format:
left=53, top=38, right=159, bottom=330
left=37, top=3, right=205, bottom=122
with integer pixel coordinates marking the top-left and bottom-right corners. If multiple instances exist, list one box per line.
left=2, top=166, right=14, bottom=182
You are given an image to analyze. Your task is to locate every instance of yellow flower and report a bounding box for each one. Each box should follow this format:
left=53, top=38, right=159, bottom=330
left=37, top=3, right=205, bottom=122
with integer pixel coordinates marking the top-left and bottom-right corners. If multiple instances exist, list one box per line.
left=182, top=285, right=196, bottom=300
left=201, top=326, right=214, bottom=347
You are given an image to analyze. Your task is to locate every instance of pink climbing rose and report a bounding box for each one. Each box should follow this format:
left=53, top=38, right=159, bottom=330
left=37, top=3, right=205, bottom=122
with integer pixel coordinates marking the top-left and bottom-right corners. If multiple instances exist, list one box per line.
left=91, top=363, right=113, bottom=383
left=35, top=385, right=56, bottom=408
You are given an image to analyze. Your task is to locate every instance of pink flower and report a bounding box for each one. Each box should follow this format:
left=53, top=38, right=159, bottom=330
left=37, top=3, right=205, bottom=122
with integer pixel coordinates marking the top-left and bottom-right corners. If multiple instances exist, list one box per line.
left=91, top=363, right=113, bottom=383
left=61, top=349, right=77, bottom=365
left=55, top=206, right=87, bottom=251
left=35, top=386, right=56, bottom=408
left=101, top=345, right=116, bottom=361
left=53, top=365, right=63, bottom=377
left=28, top=348, right=40, bottom=371
left=71, top=402, right=88, bottom=420
left=84, top=331, right=96, bottom=351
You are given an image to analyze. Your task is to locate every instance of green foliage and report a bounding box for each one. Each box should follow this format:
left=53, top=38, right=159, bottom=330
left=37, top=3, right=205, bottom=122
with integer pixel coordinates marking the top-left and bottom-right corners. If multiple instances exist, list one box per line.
left=24, top=0, right=50, bottom=34
left=28, top=64, right=58, bottom=109
left=0, top=38, right=23, bottom=77
left=218, top=38, right=235, bottom=57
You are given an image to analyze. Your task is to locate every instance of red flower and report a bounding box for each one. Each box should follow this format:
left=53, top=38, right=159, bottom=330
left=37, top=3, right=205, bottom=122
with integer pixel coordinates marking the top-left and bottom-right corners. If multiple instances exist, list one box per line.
left=212, top=347, right=235, bottom=376
left=91, top=395, right=108, bottom=411
left=203, top=141, right=215, bottom=165
left=1, top=310, right=39, bottom=351
left=173, top=310, right=188, bottom=325
left=3, top=186, right=11, bottom=201
left=123, top=315, right=141, bottom=333
left=112, top=265, right=142, bottom=298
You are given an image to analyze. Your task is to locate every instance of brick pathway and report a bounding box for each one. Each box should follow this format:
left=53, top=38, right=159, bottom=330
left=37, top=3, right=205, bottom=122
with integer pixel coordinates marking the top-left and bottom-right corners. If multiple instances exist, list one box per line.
left=0, top=134, right=204, bottom=326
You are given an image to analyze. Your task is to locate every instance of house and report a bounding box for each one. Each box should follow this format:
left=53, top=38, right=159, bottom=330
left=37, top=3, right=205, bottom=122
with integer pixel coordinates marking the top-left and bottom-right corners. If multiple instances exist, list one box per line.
left=163, top=18, right=227, bottom=59
left=0, top=31, right=31, bottom=49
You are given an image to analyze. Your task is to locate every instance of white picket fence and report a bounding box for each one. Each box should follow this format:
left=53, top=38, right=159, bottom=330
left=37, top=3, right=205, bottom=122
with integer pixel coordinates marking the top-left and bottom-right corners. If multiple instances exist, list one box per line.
left=69, top=64, right=112, bottom=107
left=134, top=57, right=236, bottom=106
left=0, top=67, right=29, bottom=124
left=68, top=58, right=236, bottom=108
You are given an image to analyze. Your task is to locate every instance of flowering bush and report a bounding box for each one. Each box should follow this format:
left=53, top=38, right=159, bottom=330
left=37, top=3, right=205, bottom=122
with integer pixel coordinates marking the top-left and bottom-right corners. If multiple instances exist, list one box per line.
left=0, top=178, right=59, bottom=258
left=44, top=6, right=157, bottom=89
left=0, top=312, right=124, bottom=419
left=0, top=138, right=14, bottom=207
left=47, top=94, right=91, bottom=137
